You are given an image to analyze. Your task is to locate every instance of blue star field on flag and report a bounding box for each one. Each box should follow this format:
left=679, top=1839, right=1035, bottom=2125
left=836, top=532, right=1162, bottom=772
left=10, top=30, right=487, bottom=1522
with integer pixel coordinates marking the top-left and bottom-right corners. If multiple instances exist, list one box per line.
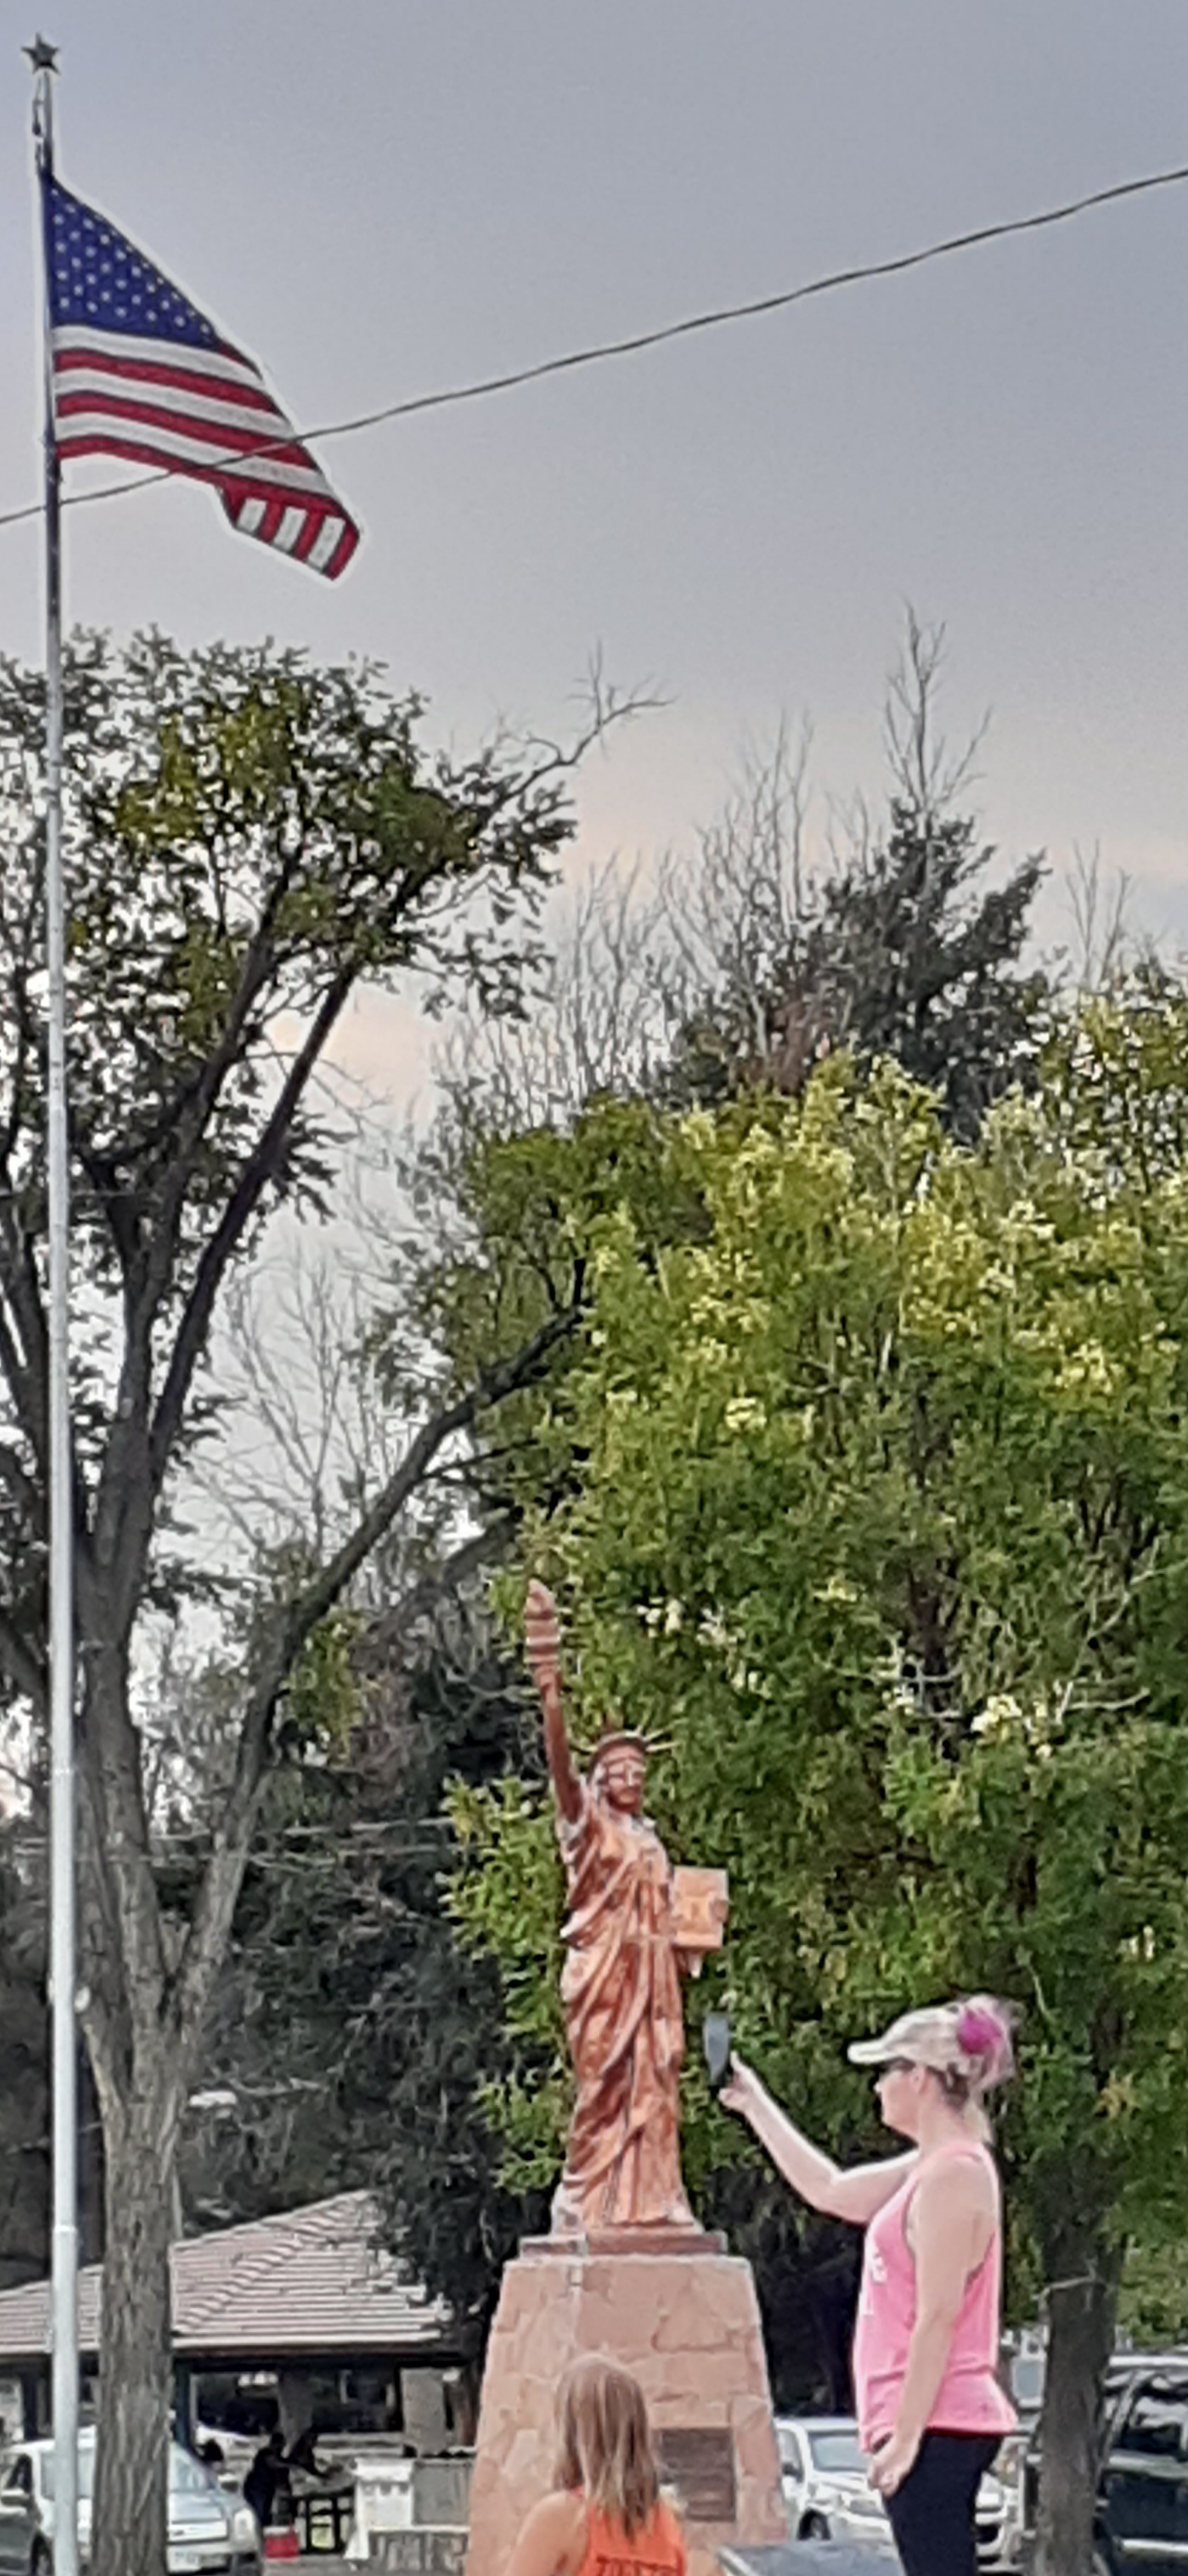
left=44, top=174, right=359, bottom=577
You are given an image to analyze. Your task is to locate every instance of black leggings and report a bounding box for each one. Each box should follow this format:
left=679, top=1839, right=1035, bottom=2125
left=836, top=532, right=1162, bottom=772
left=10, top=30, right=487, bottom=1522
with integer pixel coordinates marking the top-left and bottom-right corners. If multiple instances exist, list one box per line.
left=885, top=2431, right=999, bottom=2576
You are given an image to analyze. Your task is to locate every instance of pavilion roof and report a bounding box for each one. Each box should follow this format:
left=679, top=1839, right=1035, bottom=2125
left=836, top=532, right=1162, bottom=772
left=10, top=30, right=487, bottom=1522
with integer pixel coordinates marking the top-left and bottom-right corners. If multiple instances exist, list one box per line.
left=0, top=2191, right=454, bottom=2364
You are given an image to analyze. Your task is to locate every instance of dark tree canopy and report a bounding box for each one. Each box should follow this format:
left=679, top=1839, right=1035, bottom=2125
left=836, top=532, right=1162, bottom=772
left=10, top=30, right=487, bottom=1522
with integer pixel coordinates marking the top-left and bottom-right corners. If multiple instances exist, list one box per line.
left=668, top=799, right=1046, bottom=1138
left=185, top=1609, right=549, bottom=2372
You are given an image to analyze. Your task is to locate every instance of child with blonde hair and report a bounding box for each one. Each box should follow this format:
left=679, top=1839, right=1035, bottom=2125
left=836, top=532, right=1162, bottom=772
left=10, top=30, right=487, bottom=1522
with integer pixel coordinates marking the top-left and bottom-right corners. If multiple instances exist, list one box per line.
left=505, top=2357, right=686, bottom=2576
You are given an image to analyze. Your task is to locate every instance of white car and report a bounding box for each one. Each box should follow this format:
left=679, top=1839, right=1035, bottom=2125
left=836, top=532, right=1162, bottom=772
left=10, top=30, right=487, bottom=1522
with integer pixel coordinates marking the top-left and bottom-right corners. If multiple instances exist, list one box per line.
left=776, top=2412, right=1027, bottom=2568
left=974, top=2432, right=1029, bottom=2570
left=775, top=2415, right=894, bottom=2549
left=0, top=2431, right=261, bottom=2575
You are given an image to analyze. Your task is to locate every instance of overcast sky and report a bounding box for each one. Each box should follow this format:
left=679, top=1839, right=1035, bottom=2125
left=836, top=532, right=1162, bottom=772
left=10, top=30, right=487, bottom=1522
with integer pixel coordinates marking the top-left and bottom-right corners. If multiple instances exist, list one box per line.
left=1, top=1, right=1186, bottom=1100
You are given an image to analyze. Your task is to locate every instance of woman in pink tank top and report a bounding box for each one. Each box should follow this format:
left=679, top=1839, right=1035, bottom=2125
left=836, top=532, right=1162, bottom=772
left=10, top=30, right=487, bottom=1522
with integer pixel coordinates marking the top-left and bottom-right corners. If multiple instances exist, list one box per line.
left=724, top=1995, right=1016, bottom=2576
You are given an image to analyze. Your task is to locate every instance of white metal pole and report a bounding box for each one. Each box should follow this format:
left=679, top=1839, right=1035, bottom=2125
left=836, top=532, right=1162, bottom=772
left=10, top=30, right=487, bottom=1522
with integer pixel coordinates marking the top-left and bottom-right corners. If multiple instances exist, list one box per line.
left=30, top=35, right=80, bottom=2576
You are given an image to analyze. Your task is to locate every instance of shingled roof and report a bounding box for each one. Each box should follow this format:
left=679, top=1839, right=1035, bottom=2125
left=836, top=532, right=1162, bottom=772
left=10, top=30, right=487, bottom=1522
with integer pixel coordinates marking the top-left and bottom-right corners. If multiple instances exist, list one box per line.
left=0, top=2192, right=455, bottom=2363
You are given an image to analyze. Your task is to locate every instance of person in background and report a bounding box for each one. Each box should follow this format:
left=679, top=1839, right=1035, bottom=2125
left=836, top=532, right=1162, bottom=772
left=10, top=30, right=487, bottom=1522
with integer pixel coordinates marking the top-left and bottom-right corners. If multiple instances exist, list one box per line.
left=722, top=1995, right=1017, bottom=2576
left=243, top=2428, right=288, bottom=2529
left=505, top=2356, right=686, bottom=2576
left=286, top=2425, right=328, bottom=2480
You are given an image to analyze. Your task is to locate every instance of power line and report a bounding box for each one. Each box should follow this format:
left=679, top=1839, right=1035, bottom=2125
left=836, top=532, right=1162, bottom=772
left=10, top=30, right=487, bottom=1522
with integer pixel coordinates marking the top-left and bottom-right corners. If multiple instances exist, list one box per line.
left=3, top=1812, right=457, bottom=1855
left=1, top=156, right=1186, bottom=541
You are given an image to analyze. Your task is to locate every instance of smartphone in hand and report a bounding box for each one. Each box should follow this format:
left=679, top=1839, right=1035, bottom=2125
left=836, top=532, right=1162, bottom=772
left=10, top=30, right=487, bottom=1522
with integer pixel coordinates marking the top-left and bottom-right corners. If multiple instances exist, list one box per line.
left=703, top=2009, right=731, bottom=2089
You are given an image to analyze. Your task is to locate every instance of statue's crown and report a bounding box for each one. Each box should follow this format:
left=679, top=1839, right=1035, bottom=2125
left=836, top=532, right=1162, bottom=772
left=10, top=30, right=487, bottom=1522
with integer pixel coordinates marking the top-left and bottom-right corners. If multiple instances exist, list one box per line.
left=589, top=1730, right=648, bottom=1776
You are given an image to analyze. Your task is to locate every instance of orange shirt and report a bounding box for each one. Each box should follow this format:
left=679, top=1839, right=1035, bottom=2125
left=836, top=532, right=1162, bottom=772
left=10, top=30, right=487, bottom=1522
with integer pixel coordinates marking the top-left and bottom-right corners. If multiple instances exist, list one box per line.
left=574, top=2500, right=686, bottom=2576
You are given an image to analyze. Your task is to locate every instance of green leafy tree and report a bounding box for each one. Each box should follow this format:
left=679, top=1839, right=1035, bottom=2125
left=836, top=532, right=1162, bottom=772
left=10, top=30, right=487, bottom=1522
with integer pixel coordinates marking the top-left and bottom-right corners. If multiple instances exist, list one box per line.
left=449, top=1013, right=1188, bottom=2576
left=0, top=630, right=607, bottom=2576
left=182, top=1603, right=550, bottom=2406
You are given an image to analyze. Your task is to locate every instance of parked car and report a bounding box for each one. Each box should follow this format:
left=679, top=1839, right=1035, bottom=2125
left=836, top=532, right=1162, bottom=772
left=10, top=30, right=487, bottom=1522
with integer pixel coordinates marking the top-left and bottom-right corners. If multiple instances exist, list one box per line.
left=1090, top=2353, right=1188, bottom=2575
left=1017, top=2349, right=1188, bottom=2572
left=776, top=2417, right=894, bottom=2548
left=0, top=2430, right=261, bottom=2575
left=776, top=2411, right=1027, bottom=2569
left=974, top=2431, right=1029, bottom=2570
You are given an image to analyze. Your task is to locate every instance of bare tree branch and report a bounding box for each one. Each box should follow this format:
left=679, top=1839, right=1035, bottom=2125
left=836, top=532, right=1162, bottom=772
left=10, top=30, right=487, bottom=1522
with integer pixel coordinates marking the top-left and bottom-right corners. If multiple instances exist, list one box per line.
left=357, top=1514, right=518, bottom=1672
left=167, top=1298, right=581, bottom=2043
left=883, top=608, right=990, bottom=826
left=144, top=970, right=354, bottom=1513
left=1063, top=846, right=1138, bottom=994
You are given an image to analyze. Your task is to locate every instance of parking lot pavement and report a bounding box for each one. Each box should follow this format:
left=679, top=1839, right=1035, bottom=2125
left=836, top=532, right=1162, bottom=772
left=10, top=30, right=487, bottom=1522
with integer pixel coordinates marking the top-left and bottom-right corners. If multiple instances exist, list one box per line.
left=720, top=2546, right=899, bottom=2576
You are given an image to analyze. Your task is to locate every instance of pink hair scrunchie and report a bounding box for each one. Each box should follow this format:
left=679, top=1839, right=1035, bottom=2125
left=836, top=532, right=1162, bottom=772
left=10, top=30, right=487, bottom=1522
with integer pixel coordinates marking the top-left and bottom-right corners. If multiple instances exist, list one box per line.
left=955, top=1997, right=1013, bottom=2086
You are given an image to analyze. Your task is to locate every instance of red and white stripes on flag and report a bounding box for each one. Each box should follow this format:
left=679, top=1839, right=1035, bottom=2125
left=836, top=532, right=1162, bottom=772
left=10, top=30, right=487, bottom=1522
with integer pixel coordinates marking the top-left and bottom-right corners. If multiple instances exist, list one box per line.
left=44, top=175, right=360, bottom=579
left=50, top=326, right=359, bottom=576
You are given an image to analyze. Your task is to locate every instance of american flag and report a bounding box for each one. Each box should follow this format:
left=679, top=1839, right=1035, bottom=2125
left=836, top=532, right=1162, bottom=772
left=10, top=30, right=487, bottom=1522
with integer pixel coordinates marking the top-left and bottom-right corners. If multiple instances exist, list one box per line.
left=42, top=173, right=360, bottom=579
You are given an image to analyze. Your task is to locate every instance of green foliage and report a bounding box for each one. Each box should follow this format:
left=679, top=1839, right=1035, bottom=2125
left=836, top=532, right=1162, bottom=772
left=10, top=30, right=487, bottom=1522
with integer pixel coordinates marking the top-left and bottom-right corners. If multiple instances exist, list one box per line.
left=230, top=1539, right=367, bottom=1758
left=380, top=1092, right=708, bottom=1529
left=1118, top=2241, right=1188, bottom=2348
left=447, top=1775, right=567, bottom=2190
left=185, top=1622, right=552, bottom=2346
left=451, top=1011, right=1188, bottom=2307
left=283, top=1604, right=363, bottom=1755
left=0, top=629, right=565, bottom=1336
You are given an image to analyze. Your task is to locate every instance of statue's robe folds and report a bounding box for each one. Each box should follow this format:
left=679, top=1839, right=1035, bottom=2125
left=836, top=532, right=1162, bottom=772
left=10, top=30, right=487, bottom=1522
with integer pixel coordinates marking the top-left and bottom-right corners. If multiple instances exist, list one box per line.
left=552, top=1785, right=694, bottom=2233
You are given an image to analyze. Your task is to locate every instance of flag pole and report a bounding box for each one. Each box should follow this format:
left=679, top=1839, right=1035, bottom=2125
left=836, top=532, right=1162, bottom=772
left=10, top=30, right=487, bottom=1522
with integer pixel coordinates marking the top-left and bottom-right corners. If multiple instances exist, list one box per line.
left=28, top=35, right=79, bottom=2576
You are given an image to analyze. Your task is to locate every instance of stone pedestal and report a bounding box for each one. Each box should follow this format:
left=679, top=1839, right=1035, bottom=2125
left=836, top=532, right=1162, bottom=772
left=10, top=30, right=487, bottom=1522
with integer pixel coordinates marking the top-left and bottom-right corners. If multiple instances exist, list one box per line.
left=465, top=2235, right=786, bottom=2576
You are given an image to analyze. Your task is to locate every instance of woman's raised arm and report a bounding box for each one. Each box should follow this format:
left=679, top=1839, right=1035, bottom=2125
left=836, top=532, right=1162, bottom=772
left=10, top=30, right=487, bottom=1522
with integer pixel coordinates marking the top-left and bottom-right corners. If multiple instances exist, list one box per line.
left=721, top=2057, right=916, bottom=2224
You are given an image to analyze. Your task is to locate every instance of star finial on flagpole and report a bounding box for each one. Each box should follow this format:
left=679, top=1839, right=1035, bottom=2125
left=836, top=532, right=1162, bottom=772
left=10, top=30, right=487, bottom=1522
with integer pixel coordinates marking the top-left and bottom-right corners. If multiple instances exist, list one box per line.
left=24, top=33, right=59, bottom=74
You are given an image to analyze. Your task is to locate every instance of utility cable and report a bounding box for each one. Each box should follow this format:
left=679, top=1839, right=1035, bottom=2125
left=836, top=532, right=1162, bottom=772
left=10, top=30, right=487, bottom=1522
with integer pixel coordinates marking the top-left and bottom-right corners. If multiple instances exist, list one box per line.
left=0, top=156, right=1186, bottom=537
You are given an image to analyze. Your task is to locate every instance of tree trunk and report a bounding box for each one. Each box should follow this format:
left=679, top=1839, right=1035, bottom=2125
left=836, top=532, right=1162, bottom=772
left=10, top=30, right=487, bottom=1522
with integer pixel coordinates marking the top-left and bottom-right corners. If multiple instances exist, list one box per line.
left=1034, top=2223, right=1121, bottom=2576
left=89, top=2090, right=178, bottom=2576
